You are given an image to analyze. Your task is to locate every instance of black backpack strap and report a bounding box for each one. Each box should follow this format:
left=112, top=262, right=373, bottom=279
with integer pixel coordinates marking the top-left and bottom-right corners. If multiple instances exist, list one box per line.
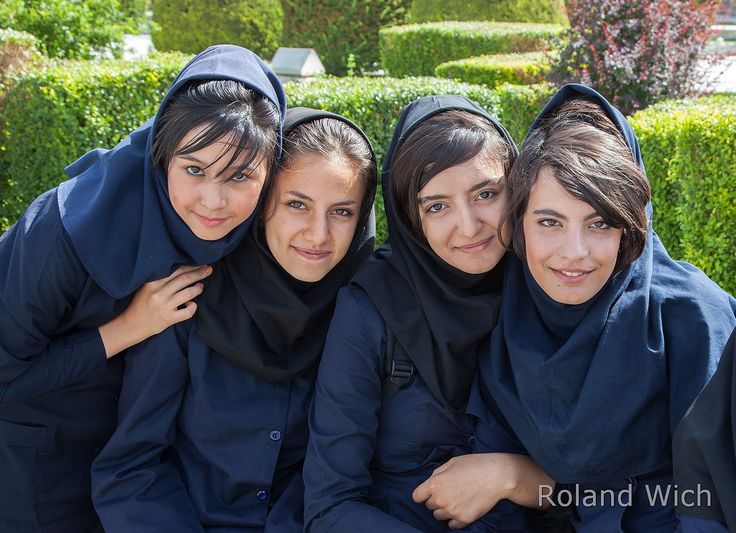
left=381, top=332, right=414, bottom=404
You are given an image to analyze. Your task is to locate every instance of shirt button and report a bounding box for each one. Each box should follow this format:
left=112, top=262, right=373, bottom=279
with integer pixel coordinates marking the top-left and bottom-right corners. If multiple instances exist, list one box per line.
left=256, top=489, right=269, bottom=502
left=269, top=430, right=282, bottom=441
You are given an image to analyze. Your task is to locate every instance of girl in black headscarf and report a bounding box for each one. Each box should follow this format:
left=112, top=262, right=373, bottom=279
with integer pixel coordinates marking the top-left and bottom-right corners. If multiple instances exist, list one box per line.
left=0, top=44, right=284, bottom=532
left=419, top=84, right=736, bottom=531
left=91, top=108, right=377, bottom=532
left=303, top=95, right=553, bottom=532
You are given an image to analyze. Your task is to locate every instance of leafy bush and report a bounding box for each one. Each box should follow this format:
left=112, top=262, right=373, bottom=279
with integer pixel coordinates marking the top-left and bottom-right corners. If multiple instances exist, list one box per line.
left=492, top=82, right=556, bottom=143
left=0, top=0, right=136, bottom=59
left=631, top=96, right=736, bottom=294
left=553, top=0, right=719, bottom=115
left=435, top=52, right=551, bottom=88
left=0, top=53, right=190, bottom=231
left=152, top=0, right=283, bottom=58
left=380, top=22, right=565, bottom=76
left=410, top=0, right=568, bottom=25
left=281, top=0, right=411, bottom=75
left=0, top=29, right=43, bottom=86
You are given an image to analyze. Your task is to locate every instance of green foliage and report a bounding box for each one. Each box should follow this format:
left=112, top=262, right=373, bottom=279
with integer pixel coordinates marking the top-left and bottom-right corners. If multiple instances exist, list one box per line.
left=281, top=0, right=411, bottom=75
left=0, top=29, right=43, bottom=85
left=492, top=82, right=556, bottom=144
left=152, top=0, right=283, bottom=58
left=435, top=52, right=551, bottom=88
left=0, top=0, right=135, bottom=59
left=285, top=76, right=502, bottom=243
left=380, top=22, right=565, bottom=76
left=0, top=53, right=190, bottom=231
left=631, top=96, right=736, bottom=295
left=410, top=0, right=568, bottom=25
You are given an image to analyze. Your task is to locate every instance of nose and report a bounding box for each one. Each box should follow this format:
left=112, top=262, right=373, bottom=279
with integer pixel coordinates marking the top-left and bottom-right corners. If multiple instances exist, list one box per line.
left=305, top=214, right=330, bottom=246
left=457, top=202, right=483, bottom=239
left=558, top=228, right=589, bottom=260
left=199, top=181, right=227, bottom=210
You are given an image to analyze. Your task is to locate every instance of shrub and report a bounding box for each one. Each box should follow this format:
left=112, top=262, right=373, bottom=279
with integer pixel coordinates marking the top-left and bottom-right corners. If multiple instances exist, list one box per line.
left=492, top=82, right=556, bottom=144
left=435, top=52, right=551, bottom=88
left=631, top=96, right=736, bottom=295
left=380, top=22, right=565, bottom=76
left=0, top=29, right=43, bottom=87
left=0, top=52, right=190, bottom=231
left=152, top=0, right=283, bottom=58
left=553, top=0, right=719, bottom=115
left=410, top=0, right=568, bottom=25
left=281, top=0, right=411, bottom=75
left=0, top=0, right=136, bottom=59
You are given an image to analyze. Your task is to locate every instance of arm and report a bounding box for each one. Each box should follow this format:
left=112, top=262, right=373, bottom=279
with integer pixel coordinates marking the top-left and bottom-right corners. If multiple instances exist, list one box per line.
left=303, top=287, right=423, bottom=533
left=91, top=324, right=203, bottom=533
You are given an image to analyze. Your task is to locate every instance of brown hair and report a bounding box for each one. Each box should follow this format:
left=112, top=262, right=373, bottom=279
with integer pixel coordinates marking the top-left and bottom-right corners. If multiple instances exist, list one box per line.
left=390, top=109, right=515, bottom=240
left=499, top=97, right=650, bottom=272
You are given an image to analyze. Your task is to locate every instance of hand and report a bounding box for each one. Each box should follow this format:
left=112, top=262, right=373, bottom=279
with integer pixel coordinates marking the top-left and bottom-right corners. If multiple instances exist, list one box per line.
left=99, top=265, right=212, bottom=357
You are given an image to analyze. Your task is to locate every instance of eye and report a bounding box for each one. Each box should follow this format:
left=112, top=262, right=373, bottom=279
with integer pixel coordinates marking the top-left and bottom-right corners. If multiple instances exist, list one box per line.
left=477, top=190, right=496, bottom=200
left=426, top=203, right=447, bottom=214
left=288, top=200, right=306, bottom=210
left=333, top=208, right=353, bottom=217
left=539, top=219, right=559, bottom=227
left=229, top=173, right=250, bottom=183
left=590, top=220, right=610, bottom=230
left=186, top=166, right=204, bottom=176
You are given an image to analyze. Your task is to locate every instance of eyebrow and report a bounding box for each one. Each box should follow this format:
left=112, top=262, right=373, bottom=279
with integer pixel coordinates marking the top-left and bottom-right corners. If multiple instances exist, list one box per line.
left=286, top=190, right=358, bottom=208
left=417, top=176, right=503, bottom=204
left=177, top=154, right=260, bottom=175
left=532, top=208, right=600, bottom=221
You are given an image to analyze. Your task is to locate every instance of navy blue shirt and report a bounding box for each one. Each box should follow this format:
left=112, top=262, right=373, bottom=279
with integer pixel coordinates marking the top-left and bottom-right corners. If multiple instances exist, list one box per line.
left=0, top=190, right=127, bottom=531
left=304, top=286, right=525, bottom=532
left=91, top=320, right=313, bottom=532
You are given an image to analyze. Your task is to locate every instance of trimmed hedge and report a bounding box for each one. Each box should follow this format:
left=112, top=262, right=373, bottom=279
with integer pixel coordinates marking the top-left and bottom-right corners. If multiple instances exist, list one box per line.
left=435, top=52, right=551, bottom=88
left=410, top=0, right=568, bottom=25
left=0, top=29, right=43, bottom=87
left=492, top=82, right=555, bottom=143
left=152, top=0, right=282, bottom=58
left=631, top=95, right=736, bottom=295
left=380, top=22, right=565, bottom=76
left=0, top=52, right=190, bottom=230
left=281, top=0, right=411, bottom=75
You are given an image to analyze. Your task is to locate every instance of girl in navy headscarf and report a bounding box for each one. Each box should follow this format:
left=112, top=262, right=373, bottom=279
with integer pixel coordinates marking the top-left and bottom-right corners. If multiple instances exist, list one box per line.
left=417, top=84, right=736, bottom=531
left=0, top=44, right=285, bottom=532
left=90, top=108, right=377, bottom=532
left=303, top=95, right=553, bottom=533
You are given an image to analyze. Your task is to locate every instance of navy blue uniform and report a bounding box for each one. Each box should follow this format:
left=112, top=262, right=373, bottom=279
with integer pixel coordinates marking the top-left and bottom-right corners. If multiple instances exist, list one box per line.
left=0, top=191, right=127, bottom=532
left=304, top=286, right=525, bottom=532
left=91, top=320, right=313, bottom=532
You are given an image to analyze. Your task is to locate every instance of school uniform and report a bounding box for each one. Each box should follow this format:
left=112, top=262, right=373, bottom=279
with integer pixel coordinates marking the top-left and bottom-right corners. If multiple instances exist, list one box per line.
left=468, top=84, right=736, bottom=532
left=91, top=108, right=377, bottom=532
left=303, top=95, right=527, bottom=532
left=0, top=44, right=286, bottom=532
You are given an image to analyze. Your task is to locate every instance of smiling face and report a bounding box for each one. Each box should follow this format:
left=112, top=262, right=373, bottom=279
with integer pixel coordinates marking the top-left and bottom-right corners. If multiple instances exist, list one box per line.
left=264, top=152, right=365, bottom=282
left=167, top=125, right=268, bottom=241
left=523, top=166, right=623, bottom=305
left=417, top=154, right=507, bottom=274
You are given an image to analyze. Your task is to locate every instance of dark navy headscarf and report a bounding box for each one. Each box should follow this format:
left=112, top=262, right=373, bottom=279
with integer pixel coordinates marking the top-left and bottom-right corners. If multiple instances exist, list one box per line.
left=57, top=44, right=287, bottom=299
left=352, top=95, right=517, bottom=412
left=473, top=84, right=736, bottom=483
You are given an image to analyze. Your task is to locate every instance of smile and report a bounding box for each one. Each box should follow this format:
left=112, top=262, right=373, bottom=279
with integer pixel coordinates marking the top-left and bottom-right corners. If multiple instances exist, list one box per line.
left=195, top=213, right=227, bottom=227
left=292, top=246, right=331, bottom=261
left=551, top=268, right=593, bottom=282
left=456, top=237, right=493, bottom=253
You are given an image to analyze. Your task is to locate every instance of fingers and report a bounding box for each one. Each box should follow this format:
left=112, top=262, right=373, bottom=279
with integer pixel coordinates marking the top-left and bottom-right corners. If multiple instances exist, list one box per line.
left=169, top=283, right=205, bottom=309
left=163, top=265, right=212, bottom=293
left=172, top=301, right=197, bottom=323
left=448, top=519, right=469, bottom=530
left=412, top=481, right=430, bottom=503
left=433, top=508, right=451, bottom=521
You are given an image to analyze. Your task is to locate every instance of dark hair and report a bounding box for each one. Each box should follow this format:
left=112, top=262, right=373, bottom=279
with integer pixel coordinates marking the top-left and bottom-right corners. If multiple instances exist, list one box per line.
left=272, top=117, right=377, bottom=227
left=152, top=79, right=280, bottom=180
left=499, top=97, right=650, bottom=272
left=389, top=109, right=515, bottom=240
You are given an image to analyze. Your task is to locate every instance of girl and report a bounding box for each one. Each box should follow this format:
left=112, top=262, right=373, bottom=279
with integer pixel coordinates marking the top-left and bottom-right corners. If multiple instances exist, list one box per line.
left=90, top=108, right=377, bottom=532
left=303, top=95, right=549, bottom=532
left=422, top=84, right=736, bottom=531
left=0, top=44, right=285, bottom=532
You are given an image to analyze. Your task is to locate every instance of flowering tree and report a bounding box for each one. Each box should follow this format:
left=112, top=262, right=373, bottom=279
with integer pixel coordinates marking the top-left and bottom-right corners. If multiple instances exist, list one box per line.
left=554, top=0, right=720, bottom=114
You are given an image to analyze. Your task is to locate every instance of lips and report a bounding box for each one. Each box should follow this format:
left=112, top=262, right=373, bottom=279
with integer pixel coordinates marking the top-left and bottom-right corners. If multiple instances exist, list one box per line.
left=195, top=213, right=227, bottom=227
left=292, top=246, right=331, bottom=261
left=456, top=236, right=494, bottom=253
left=551, top=267, right=593, bottom=283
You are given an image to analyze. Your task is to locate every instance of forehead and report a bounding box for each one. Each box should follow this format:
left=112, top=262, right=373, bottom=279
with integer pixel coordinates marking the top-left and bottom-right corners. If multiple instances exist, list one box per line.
left=419, top=154, right=504, bottom=195
left=274, top=151, right=363, bottom=200
left=527, top=167, right=595, bottom=214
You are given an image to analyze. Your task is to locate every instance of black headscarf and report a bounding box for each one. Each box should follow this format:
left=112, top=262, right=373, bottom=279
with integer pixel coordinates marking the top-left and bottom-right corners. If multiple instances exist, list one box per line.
left=351, top=95, right=517, bottom=412
left=673, top=326, right=736, bottom=528
left=195, top=108, right=377, bottom=381
left=57, top=44, right=287, bottom=299
left=474, top=84, right=736, bottom=483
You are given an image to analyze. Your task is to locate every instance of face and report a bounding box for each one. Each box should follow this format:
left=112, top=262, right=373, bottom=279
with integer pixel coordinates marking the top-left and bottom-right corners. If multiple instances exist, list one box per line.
left=523, top=166, right=623, bottom=305
left=417, top=154, right=507, bottom=274
left=264, top=152, right=364, bottom=282
left=167, top=125, right=268, bottom=241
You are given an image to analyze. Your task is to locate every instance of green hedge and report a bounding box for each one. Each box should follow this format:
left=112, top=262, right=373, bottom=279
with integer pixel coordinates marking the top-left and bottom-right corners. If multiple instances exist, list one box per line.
left=410, top=0, right=568, bottom=25
left=152, top=0, right=282, bottom=58
left=380, top=22, right=565, bottom=76
left=282, top=0, right=411, bottom=75
left=435, top=52, right=550, bottom=88
left=0, top=53, right=190, bottom=230
left=631, top=95, right=736, bottom=295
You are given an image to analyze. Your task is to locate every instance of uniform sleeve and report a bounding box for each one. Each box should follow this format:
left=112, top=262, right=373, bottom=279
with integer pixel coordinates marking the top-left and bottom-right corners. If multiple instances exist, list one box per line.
left=0, top=194, right=108, bottom=405
left=303, top=287, right=423, bottom=533
left=91, top=324, right=203, bottom=533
